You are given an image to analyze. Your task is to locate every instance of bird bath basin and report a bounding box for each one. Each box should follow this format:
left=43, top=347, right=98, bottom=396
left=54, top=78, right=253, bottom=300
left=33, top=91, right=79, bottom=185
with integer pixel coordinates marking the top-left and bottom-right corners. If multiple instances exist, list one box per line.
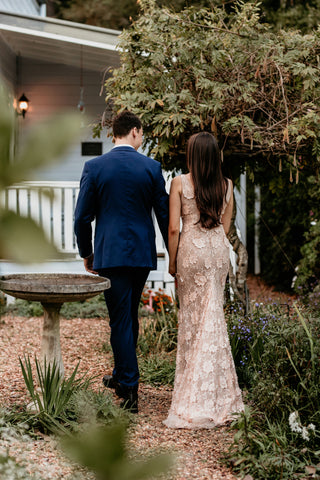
left=0, top=273, right=110, bottom=376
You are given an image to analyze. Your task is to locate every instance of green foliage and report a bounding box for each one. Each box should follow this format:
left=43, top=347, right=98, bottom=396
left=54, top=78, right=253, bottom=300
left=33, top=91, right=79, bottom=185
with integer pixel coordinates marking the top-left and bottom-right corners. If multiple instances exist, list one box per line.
left=0, top=290, right=6, bottom=317
left=5, top=299, right=44, bottom=317
left=294, top=174, right=320, bottom=292
left=138, top=310, right=178, bottom=356
left=19, top=355, right=91, bottom=434
left=66, top=389, right=127, bottom=430
left=139, top=353, right=176, bottom=386
left=54, top=0, right=139, bottom=30
left=138, top=296, right=177, bottom=385
left=264, top=0, right=320, bottom=33
left=104, top=0, right=320, bottom=176
left=255, top=167, right=314, bottom=291
left=53, top=0, right=236, bottom=30
left=4, top=294, right=108, bottom=318
left=251, top=308, right=320, bottom=424
left=227, top=406, right=320, bottom=480
left=60, top=293, right=108, bottom=318
left=298, top=222, right=320, bottom=286
left=0, top=84, right=80, bottom=263
left=225, top=302, right=320, bottom=478
left=61, top=422, right=173, bottom=480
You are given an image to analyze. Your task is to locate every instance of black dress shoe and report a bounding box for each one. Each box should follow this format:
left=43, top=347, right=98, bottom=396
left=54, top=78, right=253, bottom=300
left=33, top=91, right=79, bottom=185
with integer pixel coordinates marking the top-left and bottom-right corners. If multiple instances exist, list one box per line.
left=102, top=375, right=118, bottom=389
left=119, top=387, right=138, bottom=414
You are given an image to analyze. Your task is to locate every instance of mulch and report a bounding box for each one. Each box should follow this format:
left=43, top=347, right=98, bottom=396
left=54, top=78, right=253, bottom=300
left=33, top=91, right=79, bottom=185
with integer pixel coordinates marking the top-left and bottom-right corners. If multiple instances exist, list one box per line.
left=0, top=275, right=294, bottom=479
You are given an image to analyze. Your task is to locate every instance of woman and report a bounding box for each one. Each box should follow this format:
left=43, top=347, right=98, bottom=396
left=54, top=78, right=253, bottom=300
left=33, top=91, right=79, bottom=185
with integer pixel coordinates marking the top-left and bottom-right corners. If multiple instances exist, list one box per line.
left=163, top=132, right=244, bottom=429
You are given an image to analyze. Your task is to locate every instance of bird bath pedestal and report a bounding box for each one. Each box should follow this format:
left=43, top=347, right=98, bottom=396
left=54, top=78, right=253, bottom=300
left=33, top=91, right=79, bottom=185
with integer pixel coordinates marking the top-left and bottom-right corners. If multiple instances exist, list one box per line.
left=0, top=273, right=110, bottom=376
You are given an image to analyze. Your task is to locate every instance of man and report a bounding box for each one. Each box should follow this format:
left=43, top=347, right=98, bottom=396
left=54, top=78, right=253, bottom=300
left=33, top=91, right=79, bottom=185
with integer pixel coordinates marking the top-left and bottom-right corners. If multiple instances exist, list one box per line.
left=74, top=111, right=169, bottom=413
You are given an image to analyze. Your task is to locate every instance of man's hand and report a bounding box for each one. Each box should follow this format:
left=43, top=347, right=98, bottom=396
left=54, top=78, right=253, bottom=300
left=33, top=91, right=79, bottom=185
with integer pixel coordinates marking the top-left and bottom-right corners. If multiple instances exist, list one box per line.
left=84, top=253, right=98, bottom=274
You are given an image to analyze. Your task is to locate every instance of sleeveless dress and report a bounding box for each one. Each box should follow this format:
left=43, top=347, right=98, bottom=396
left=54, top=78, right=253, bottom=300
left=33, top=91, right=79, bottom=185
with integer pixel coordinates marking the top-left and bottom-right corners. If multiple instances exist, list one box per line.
left=163, top=174, right=244, bottom=429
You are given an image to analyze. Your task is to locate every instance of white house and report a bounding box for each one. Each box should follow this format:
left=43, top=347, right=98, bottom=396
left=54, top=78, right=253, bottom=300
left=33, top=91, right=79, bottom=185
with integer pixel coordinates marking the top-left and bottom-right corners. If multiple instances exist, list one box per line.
left=0, top=0, right=250, bottom=295
left=0, top=0, right=174, bottom=291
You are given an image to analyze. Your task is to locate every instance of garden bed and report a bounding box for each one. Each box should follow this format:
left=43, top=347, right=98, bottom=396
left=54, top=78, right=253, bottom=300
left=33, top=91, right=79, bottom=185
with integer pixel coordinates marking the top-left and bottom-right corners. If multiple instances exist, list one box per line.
left=0, top=275, right=297, bottom=479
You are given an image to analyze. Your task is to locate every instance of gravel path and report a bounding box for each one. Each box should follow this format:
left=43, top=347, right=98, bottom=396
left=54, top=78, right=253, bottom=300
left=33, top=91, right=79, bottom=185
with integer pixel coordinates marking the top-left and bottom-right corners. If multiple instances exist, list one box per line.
left=0, top=314, right=237, bottom=479
left=0, top=275, right=294, bottom=479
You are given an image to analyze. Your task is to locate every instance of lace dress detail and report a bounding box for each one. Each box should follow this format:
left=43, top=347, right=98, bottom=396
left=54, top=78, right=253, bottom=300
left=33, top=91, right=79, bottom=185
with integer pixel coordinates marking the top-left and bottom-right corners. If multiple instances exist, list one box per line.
left=163, top=174, right=244, bottom=429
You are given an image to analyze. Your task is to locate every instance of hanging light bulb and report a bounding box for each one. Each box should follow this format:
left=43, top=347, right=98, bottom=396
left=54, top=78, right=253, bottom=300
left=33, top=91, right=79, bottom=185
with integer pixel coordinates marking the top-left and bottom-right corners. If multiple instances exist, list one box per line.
left=77, top=87, right=85, bottom=113
left=77, top=46, right=85, bottom=114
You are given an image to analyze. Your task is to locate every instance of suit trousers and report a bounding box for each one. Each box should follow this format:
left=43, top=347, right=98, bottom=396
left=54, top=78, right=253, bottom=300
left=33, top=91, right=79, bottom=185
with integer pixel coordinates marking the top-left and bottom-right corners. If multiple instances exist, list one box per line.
left=99, top=267, right=150, bottom=388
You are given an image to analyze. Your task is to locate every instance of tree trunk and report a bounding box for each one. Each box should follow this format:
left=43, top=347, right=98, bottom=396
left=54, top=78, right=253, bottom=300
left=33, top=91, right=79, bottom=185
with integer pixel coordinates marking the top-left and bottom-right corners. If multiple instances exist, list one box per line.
left=227, top=194, right=249, bottom=309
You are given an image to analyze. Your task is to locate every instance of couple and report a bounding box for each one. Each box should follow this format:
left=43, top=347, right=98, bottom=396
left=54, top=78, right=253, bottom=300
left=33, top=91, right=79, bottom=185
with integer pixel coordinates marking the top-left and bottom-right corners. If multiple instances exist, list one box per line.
left=74, top=111, right=244, bottom=425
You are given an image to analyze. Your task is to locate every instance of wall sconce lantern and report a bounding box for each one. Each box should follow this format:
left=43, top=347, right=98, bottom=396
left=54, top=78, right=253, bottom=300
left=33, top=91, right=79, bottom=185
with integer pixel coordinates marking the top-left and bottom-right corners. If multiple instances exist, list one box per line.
left=18, top=93, right=29, bottom=118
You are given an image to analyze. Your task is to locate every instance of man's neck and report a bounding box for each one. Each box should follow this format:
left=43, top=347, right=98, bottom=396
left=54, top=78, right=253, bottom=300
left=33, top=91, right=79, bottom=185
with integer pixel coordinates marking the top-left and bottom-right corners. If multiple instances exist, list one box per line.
left=114, top=138, right=135, bottom=148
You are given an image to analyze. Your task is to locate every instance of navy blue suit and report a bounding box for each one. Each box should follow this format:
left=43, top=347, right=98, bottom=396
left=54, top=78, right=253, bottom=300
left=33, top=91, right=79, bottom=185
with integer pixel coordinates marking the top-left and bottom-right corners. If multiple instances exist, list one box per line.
left=74, top=146, right=169, bottom=388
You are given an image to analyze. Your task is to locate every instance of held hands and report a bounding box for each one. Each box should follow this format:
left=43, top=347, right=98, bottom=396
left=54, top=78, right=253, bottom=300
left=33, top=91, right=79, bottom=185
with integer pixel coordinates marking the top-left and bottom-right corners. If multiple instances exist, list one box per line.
left=84, top=253, right=98, bottom=275
left=169, top=262, right=176, bottom=276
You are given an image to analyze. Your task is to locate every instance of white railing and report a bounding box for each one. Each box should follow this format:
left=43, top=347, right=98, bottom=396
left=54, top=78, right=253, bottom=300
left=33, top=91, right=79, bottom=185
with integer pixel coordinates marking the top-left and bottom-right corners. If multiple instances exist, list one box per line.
left=2, top=181, right=80, bottom=254
left=1, top=181, right=173, bottom=290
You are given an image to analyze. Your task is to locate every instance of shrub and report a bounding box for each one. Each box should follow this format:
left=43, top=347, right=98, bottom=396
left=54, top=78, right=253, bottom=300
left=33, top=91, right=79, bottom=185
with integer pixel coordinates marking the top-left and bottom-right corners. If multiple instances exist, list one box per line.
left=226, top=302, right=290, bottom=388
left=19, top=355, right=91, bottom=434
left=138, top=307, right=178, bottom=356
left=227, top=406, right=320, bottom=480
left=4, top=294, right=108, bottom=319
left=140, top=288, right=175, bottom=314
left=294, top=175, right=320, bottom=293
left=138, top=296, right=178, bottom=385
left=5, top=299, right=43, bottom=317
left=139, top=353, right=176, bottom=386
left=225, top=302, right=320, bottom=479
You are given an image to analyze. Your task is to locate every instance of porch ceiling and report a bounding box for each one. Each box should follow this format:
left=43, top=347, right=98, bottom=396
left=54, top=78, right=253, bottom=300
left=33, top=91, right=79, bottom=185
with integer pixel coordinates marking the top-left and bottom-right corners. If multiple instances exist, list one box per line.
left=0, top=11, right=120, bottom=71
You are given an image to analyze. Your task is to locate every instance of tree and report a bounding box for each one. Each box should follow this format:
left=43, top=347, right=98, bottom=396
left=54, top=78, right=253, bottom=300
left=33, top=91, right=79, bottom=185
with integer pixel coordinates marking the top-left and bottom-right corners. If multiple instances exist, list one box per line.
left=263, top=0, right=320, bottom=33
left=53, top=0, right=320, bottom=33
left=103, top=1, right=320, bottom=174
left=101, top=0, right=320, bottom=295
left=53, top=0, right=139, bottom=30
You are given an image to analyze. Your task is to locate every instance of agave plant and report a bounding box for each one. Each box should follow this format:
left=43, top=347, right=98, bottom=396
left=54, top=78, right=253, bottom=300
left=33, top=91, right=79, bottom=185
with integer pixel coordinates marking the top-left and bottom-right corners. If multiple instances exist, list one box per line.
left=19, top=355, right=90, bottom=434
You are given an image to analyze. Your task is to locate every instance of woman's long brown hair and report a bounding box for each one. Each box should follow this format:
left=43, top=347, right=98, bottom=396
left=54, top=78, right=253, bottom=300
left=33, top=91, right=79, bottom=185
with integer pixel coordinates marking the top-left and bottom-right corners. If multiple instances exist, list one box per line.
left=187, top=132, right=228, bottom=229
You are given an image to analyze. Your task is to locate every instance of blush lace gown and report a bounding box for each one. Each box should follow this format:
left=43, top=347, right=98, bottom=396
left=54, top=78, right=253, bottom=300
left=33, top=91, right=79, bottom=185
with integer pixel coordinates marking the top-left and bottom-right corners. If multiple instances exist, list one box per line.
left=163, top=174, right=244, bottom=429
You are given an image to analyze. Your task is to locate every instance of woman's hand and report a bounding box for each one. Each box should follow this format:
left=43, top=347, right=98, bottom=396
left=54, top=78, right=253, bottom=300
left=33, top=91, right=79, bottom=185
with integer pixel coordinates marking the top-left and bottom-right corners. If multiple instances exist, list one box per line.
left=168, top=176, right=181, bottom=279
left=169, top=262, right=176, bottom=276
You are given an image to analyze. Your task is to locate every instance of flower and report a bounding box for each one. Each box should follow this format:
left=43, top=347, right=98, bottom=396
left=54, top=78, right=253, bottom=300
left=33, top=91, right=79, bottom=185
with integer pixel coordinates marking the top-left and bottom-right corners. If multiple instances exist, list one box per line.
left=301, top=427, right=310, bottom=441
left=289, top=412, right=315, bottom=442
left=289, top=411, right=302, bottom=433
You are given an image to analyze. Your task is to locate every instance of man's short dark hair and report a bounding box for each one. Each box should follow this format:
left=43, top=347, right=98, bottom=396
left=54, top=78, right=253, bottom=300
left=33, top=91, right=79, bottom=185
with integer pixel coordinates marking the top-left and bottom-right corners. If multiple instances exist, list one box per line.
left=112, top=110, right=142, bottom=138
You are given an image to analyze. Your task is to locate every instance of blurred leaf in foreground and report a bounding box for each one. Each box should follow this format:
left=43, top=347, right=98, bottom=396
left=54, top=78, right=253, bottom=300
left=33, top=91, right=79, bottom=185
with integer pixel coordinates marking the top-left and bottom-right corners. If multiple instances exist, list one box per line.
left=62, top=422, right=174, bottom=480
left=0, top=84, right=81, bottom=263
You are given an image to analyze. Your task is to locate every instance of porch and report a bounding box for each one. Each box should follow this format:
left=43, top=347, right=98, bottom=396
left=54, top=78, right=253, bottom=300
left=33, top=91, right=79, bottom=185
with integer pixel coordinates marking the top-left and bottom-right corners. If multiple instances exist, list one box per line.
left=0, top=181, right=174, bottom=294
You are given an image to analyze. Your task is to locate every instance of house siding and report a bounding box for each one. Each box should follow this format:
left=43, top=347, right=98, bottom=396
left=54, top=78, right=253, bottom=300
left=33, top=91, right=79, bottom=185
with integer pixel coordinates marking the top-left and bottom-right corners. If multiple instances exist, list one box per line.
left=0, top=34, right=15, bottom=89
left=0, top=0, right=40, bottom=16
left=18, top=57, right=113, bottom=182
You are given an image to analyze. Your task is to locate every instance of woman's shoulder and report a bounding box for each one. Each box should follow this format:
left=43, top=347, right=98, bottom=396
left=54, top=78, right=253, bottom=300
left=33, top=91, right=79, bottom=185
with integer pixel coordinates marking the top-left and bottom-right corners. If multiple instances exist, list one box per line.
left=170, top=175, right=182, bottom=193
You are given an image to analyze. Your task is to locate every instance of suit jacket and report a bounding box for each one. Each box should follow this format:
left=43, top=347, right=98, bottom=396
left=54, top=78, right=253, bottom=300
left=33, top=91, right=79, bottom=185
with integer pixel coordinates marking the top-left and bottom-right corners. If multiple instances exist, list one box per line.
left=74, top=146, right=169, bottom=270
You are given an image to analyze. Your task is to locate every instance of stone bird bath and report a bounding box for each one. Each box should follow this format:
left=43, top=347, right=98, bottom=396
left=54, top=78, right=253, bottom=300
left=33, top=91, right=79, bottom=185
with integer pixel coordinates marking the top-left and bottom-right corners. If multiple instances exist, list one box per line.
left=0, top=273, right=110, bottom=376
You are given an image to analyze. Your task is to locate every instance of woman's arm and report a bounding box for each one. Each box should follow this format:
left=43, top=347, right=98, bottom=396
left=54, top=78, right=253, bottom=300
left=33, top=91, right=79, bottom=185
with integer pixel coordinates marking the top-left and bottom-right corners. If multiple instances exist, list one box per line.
left=168, top=176, right=182, bottom=276
left=221, top=179, right=234, bottom=235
